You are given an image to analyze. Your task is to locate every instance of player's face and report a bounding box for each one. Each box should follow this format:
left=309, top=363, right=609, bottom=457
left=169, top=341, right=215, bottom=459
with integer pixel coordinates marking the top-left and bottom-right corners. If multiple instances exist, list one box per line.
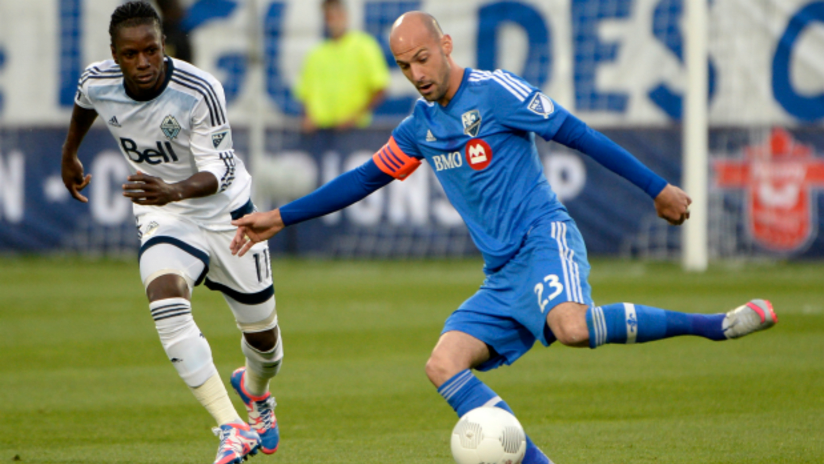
left=323, top=4, right=348, bottom=40
left=393, top=37, right=452, bottom=104
left=111, top=23, right=166, bottom=98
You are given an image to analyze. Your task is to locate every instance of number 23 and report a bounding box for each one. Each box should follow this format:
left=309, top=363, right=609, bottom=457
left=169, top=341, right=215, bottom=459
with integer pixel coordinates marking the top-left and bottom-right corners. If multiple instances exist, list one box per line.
left=534, top=274, right=563, bottom=313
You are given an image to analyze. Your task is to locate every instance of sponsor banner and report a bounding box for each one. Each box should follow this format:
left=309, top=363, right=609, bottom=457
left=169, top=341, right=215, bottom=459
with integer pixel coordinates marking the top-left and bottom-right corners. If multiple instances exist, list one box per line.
left=1, top=127, right=823, bottom=258
left=0, top=0, right=823, bottom=127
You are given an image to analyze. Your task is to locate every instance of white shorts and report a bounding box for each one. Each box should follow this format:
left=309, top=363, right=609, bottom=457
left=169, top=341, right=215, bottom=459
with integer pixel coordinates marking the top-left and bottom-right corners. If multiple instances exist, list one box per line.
left=136, top=202, right=275, bottom=327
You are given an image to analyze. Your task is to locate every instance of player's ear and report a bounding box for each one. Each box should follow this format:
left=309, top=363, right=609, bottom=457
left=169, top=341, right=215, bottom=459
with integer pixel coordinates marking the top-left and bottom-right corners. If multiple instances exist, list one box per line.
left=442, top=34, right=453, bottom=56
left=110, top=44, right=118, bottom=63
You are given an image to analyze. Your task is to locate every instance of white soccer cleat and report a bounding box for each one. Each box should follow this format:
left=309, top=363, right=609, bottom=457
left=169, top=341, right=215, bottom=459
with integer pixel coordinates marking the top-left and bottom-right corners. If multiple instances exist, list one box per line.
left=723, top=299, right=778, bottom=339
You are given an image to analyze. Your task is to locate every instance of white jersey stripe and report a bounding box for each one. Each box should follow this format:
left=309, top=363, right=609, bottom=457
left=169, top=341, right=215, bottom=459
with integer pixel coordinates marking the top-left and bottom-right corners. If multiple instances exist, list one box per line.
left=494, top=70, right=530, bottom=98
left=490, top=75, right=526, bottom=102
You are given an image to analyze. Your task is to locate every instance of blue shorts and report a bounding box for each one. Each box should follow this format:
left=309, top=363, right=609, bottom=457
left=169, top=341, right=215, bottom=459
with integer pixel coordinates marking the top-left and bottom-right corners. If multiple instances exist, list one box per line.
left=442, top=218, right=593, bottom=371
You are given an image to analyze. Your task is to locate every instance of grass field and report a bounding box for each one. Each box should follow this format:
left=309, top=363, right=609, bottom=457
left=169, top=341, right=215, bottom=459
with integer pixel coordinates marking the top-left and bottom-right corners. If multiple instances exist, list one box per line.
left=1, top=257, right=822, bottom=463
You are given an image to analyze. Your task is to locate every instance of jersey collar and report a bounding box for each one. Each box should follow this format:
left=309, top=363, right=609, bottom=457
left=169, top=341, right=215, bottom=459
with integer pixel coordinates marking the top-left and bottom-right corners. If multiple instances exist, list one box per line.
left=124, top=57, right=174, bottom=102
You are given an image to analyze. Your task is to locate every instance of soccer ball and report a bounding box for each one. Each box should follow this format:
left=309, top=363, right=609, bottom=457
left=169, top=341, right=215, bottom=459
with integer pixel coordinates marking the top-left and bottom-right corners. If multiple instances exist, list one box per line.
left=450, top=407, right=527, bottom=464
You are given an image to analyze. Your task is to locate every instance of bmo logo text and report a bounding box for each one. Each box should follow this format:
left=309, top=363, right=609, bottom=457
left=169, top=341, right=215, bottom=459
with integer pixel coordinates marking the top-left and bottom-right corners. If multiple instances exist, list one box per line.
left=432, top=151, right=463, bottom=172
left=465, top=139, right=492, bottom=170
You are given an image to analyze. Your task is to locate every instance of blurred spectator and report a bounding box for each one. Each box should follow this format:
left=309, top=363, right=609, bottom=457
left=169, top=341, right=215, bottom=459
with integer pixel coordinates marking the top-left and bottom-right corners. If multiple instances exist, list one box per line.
left=156, top=0, right=193, bottom=63
left=295, top=0, right=389, bottom=132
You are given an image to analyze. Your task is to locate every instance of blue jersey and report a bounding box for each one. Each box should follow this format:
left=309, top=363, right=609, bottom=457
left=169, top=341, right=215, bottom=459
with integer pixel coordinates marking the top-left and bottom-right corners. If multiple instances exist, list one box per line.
left=383, top=69, right=572, bottom=271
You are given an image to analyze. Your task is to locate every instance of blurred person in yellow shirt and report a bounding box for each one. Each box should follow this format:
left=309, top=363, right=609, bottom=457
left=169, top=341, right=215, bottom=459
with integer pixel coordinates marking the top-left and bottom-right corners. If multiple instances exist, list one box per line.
left=296, top=0, right=390, bottom=132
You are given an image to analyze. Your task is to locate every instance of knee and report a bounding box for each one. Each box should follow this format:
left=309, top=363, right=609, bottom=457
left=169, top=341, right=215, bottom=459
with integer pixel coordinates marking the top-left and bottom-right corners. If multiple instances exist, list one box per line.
left=146, top=274, right=190, bottom=302
left=547, top=302, right=590, bottom=347
left=243, top=327, right=278, bottom=352
left=425, top=351, right=460, bottom=386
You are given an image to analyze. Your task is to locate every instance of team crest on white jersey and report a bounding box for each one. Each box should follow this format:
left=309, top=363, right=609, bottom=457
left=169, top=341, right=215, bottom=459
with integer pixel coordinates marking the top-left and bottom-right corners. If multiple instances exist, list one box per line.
left=462, top=109, right=481, bottom=137
left=528, top=93, right=554, bottom=118
left=160, top=115, right=181, bottom=140
left=212, top=130, right=228, bottom=149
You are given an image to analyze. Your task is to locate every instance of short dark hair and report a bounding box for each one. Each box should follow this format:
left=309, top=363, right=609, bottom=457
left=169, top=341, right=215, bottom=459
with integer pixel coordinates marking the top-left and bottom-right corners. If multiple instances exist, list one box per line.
left=109, top=1, right=162, bottom=46
left=322, top=0, right=344, bottom=9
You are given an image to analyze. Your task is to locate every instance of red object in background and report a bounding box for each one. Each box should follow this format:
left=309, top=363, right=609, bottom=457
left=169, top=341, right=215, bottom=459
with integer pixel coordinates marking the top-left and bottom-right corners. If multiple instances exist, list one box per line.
left=714, top=128, right=824, bottom=252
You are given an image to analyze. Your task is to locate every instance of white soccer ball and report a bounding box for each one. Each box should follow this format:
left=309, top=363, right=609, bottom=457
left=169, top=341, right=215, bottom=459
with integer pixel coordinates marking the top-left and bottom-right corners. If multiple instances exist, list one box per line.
left=451, top=407, right=527, bottom=464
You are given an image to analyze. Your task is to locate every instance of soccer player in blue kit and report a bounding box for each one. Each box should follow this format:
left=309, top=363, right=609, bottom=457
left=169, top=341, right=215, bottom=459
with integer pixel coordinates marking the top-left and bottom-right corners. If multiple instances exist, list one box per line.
left=231, top=11, right=777, bottom=463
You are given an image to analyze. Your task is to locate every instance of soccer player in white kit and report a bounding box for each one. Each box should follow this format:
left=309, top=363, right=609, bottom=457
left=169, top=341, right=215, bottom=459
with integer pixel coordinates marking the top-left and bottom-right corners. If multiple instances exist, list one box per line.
left=60, top=3, right=279, bottom=463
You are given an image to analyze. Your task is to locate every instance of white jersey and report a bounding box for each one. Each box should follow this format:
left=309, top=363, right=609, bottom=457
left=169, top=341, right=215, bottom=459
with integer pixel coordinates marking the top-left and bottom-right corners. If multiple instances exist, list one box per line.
left=75, top=57, right=252, bottom=231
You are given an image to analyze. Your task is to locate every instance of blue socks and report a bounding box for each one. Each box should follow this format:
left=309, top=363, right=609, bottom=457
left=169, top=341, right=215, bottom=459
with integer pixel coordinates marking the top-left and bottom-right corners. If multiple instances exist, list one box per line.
left=438, top=370, right=552, bottom=464
left=586, top=303, right=726, bottom=348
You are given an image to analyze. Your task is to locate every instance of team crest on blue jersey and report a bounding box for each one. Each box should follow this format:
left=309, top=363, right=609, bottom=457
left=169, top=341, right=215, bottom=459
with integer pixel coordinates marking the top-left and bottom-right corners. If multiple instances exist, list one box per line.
left=527, top=93, right=554, bottom=118
left=212, top=130, right=228, bottom=148
left=160, top=115, right=181, bottom=140
left=462, top=109, right=481, bottom=137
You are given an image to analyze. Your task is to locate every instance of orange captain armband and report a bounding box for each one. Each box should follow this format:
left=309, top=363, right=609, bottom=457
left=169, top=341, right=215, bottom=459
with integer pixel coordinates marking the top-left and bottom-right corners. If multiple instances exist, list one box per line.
left=372, top=136, right=421, bottom=180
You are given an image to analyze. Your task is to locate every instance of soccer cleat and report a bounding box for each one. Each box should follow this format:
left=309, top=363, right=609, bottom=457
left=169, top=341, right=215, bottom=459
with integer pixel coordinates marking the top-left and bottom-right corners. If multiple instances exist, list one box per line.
left=230, top=367, right=280, bottom=454
left=723, top=299, right=778, bottom=339
left=212, top=421, right=261, bottom=464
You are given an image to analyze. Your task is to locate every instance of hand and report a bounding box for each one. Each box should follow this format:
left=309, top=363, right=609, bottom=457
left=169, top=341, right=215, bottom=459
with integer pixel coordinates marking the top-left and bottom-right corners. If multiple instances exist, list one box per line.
left=61, top=156, right=92, bottom=203
left=231, top=210, right=285, bottom=257
left=654, top=184, right=691, bottom=226
left=122, top=171, right=183, bottom=206
left=335, top=117, right=358, bottom=131
left=301, top=116, right=318, bottom=134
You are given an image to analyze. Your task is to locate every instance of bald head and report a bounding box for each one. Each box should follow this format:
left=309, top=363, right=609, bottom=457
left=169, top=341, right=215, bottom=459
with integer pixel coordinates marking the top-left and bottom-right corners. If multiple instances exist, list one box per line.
left=389, top=11, right=443, bottom=55
left=389, top=11, right=462, bottom=106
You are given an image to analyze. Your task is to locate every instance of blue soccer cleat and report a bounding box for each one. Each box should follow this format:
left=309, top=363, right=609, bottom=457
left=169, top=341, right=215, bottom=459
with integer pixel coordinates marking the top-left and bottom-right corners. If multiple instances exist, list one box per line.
left=212, top=421, right=261, bottom=464
left=231, top=367, right=280, bottom=454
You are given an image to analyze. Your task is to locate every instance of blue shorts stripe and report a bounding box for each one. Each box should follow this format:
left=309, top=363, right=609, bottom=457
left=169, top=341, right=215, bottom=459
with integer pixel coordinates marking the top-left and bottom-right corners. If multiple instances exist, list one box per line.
left=139, top=236, right=210, bottom=286
left=204, top=279, right=275, bottom=305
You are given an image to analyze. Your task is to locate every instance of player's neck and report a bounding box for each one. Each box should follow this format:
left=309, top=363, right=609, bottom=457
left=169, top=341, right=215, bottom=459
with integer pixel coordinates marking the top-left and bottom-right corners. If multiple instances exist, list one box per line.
left=438, top=66, right=465, bottom=107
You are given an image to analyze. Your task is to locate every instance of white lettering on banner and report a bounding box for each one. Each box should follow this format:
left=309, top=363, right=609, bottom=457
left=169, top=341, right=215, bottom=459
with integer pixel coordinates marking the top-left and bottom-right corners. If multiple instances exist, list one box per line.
left=431, top=176, right=464, bottom=227
left=0, top=150, right=24, bottom=223
left=90, top=151, right=131, bottom=226
left=314, top=151, right=462, bottom=227
left=321, top=152, right=343, bottom=225
left=388, top=164, right=429, bottom=226
left=544, top=153, right=586, bottom=202
left=344, top=151, right=384, bottom=226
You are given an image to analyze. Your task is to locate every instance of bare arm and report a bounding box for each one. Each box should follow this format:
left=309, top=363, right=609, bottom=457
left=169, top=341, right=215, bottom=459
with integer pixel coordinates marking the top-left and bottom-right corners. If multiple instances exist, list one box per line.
left=61, top=104, right=98, bottom=202
left=122, top=171, right=219, bottom=206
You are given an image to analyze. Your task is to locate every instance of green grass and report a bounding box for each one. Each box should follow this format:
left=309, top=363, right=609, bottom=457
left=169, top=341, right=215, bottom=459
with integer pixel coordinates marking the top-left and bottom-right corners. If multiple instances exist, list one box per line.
left=0, top=257, right=822, bottom=463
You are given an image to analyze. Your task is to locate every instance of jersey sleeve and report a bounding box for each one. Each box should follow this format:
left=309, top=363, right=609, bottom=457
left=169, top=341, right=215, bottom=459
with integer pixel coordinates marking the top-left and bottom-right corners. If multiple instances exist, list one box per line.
left=188, top=80, right=236, bottom=193
left=373, top=116, right=423, bottom=181
left=487, top=70, right=569, bottom=141
left=74, top=64, right=99, bottom=109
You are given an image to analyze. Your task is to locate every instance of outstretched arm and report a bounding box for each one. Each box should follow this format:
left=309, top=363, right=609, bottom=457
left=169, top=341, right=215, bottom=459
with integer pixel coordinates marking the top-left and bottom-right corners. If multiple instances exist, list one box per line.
left=61, top=104, right=98, bottom=202
left=553, top=115, right=691, bottom=225
left=122, top=171, right=218, bottom=206
left=230, top=159, right=394, bottom=256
